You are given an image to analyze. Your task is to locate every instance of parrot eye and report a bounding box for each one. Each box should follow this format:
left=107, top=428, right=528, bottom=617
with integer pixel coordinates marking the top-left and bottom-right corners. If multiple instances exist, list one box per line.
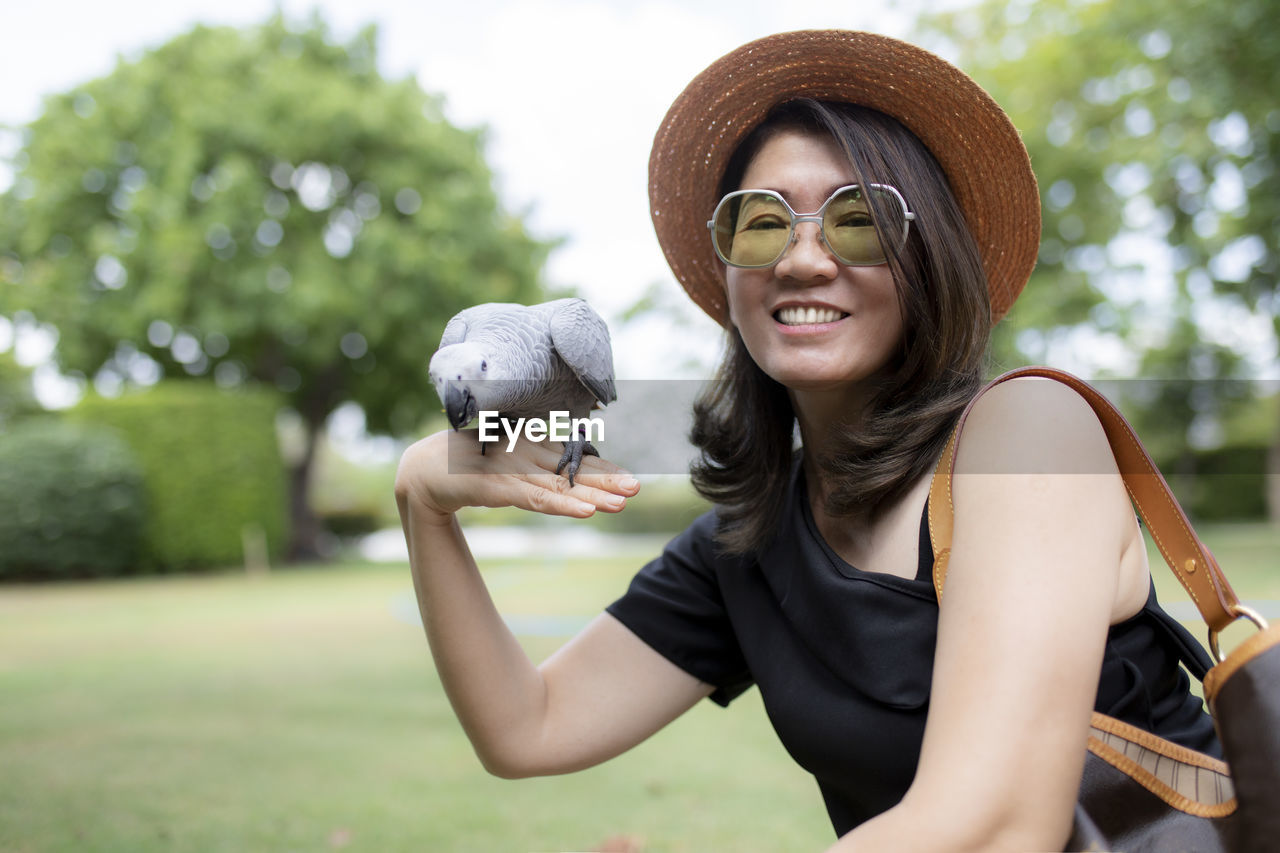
left=480, top=360, right=488, bottom=372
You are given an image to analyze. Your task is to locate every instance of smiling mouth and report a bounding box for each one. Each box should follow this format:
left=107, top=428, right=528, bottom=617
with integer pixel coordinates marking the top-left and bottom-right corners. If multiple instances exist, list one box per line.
left=774, top=306, right=849, bottom=326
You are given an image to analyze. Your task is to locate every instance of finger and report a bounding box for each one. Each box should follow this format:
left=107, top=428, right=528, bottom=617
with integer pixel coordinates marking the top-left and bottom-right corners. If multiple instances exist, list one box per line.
left=571, top=453, right=630, bottom=476
left=565, top=466, right=640, bottom=496
left=553, top=450, right=631, bottom=478
left=507, top=442, right=633, bottom=487
left=565, top=483, right=632, bottom=513
left=489, top=463, right=625, bottom=516
left=487, top=439, right=635, bottom=501
left=519, top=483, right=597, bottom=518
left=514, top=462, right=632, bottom=506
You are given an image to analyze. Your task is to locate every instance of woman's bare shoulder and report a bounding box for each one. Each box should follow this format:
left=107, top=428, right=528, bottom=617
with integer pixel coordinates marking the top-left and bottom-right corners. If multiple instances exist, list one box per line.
left=953, top=376, right=1118, bottom=477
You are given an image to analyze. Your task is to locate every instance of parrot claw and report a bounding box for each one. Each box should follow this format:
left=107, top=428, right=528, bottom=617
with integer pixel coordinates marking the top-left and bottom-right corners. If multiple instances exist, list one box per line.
left=555, top=434, right=599, bottom=488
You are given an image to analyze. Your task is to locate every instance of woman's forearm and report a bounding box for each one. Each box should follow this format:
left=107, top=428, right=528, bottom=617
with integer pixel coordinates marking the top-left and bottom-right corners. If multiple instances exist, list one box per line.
left=392, top=429, right=644, bottom=777
left=824, top=795, right=1064, bottom=853
left=397, top=497, right=548, bottom=777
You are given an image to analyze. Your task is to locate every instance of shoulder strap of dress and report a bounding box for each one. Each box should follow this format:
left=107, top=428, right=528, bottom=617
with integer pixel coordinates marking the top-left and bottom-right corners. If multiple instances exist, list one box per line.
left=925, top=366, right=1243, bottom=635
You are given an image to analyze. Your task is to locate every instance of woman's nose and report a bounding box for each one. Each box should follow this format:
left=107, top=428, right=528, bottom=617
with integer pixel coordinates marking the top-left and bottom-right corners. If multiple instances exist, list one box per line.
left=773, top=221, right=839, bottom=281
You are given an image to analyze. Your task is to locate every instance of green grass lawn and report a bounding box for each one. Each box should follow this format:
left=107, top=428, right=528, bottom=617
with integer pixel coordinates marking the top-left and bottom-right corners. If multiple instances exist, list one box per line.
left=0, top=550, right=830, bottom=853
left=1, top=522, right=1274, bottom=852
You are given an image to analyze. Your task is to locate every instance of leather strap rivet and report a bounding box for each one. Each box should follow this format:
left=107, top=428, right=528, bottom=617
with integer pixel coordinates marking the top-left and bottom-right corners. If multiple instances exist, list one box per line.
left=1184, top=558, right=1197, bottom=575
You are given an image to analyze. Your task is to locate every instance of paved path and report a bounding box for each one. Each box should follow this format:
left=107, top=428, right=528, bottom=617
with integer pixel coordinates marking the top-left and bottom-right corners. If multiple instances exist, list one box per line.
left=360, top=526, right=671, bottom=562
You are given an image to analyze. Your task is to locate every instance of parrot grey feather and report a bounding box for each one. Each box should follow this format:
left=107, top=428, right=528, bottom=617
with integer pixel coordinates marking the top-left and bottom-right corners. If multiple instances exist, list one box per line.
left=438, top=313, right=470, bottom=348
left=549, top=299, right=617, bottom=406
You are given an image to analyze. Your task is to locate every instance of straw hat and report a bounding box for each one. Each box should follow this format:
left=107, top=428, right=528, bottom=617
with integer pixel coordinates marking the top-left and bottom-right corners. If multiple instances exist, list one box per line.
left=649, top=30, right=1040, bottom=325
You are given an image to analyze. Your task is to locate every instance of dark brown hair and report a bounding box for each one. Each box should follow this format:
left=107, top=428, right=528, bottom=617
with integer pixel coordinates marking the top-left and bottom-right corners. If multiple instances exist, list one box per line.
left=690, top=99, right=992, bottom=554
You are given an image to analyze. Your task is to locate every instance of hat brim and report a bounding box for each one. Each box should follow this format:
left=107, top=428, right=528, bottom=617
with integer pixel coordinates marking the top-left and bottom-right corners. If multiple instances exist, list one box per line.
left=648, top=30, right=1040, bottom=325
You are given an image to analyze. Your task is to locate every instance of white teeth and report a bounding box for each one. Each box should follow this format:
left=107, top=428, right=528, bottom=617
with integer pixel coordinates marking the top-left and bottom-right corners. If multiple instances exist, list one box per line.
left=776, top=306, right=845, bottom=326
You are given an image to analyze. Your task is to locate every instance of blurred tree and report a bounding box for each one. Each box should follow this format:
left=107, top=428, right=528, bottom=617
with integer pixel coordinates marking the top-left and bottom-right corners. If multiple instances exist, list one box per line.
left=0, top=350, right=39, bottom=430
left=0, top=13, right=549, bottom=556
left=922, top=0, right=1279, bottom=517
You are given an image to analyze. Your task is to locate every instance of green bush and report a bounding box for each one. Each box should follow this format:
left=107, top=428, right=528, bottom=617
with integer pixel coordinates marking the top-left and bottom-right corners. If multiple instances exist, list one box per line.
left=71, top=383, right=288, bottom=571
left=317, top=508, right=383, bottom=539
left=0, top=419, right=146, bottom=580
left=1165, top=444, right=1269, bottom=522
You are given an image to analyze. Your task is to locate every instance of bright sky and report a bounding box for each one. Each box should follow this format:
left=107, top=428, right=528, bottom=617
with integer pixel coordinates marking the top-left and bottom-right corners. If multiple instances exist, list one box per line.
left=0, top=0, right=927, bottom=394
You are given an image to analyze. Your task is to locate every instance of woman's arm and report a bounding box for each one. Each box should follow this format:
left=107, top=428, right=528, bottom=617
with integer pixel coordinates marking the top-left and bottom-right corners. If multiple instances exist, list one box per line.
left=829, top=377, right=1147, bottom=852
left=396, top=429, right=713, bottom=779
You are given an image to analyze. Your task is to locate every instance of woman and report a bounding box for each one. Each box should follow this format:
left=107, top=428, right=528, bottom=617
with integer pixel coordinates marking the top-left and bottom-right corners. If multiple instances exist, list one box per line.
left=396, top=31, right=1218, bottom=851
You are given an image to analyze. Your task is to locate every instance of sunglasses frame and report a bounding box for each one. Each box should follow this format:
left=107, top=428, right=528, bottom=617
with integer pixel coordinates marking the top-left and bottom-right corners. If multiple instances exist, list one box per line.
left=707, top=183, right=916, bottom=269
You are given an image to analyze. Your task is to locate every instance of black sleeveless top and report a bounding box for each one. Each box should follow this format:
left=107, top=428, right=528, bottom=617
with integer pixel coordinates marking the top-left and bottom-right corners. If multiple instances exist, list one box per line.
left=605, top=465, right=1221, bottom=836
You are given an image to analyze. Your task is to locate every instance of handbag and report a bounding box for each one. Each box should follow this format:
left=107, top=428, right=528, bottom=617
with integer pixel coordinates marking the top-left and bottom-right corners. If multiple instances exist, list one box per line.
left=925, top=366, right=1280, bottom=852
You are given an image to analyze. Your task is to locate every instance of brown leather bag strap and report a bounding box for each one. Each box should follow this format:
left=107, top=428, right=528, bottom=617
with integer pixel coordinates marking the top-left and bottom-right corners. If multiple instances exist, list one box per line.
left=927, top=366, right=1243, bottom=635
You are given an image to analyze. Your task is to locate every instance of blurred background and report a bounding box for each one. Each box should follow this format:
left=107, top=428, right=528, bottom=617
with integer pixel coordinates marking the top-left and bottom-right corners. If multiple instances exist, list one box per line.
left=0, top=1, right=1276, bottom=851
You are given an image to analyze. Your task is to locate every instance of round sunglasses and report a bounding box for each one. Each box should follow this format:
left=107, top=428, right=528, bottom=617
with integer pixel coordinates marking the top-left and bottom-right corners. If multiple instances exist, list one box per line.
left=707, top=184, right=915, bottom=268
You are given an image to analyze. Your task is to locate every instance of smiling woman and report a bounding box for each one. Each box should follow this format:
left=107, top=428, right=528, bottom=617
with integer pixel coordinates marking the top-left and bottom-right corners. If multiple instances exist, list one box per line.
left=396, top=29, right=1227, bottom=853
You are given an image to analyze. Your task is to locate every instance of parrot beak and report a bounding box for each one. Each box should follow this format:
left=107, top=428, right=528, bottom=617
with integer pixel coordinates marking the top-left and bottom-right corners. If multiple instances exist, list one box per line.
left=444, top=383, right=477, bottom=430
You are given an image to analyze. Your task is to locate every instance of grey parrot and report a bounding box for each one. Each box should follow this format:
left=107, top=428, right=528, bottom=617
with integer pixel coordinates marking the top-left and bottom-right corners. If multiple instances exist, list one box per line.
left=428, top=298, right=617, bottom=486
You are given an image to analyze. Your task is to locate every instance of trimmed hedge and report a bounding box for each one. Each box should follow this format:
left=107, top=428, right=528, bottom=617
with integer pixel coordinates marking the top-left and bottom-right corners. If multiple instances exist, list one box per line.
left=71, top=383, right=288, bottom=571
left=0, top=419, right=146, bottom=580
left=1163, top=444, right=1269, bottom=522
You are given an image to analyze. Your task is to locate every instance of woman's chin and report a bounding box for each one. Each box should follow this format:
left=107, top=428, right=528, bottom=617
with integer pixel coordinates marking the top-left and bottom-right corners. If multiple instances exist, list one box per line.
left=773, top=371, right=860, bottom=394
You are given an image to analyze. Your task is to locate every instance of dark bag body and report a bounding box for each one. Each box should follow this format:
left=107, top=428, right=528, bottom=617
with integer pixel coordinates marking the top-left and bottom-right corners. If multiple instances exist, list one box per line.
left=1067, top=629, right=1280, bottom=852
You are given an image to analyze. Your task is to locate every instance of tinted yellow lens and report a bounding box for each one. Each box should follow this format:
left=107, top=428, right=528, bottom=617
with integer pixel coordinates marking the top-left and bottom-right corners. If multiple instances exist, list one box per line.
left=823, top=187, right=887, bottom=265
left=711, top=186, right=905, bottom=268
left=713, top=192, right=792, bottom=267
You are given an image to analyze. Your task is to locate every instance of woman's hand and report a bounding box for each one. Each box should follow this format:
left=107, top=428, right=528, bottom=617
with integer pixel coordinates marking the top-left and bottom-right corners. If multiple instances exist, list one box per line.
left=395, top=428, right=640, bottom=523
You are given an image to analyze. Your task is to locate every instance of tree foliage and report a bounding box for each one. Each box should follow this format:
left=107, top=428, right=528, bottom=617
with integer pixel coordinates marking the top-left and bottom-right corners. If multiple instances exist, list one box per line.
left=1, top=14, right=546, bottom=431
left=923, top=0, right=1278, bottom=478
left=0, top=14, right=549, bottom=554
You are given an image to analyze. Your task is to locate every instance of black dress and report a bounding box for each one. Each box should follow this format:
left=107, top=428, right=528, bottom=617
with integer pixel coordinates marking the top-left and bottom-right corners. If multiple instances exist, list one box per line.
left=605, top=464, right=1221, bottom=836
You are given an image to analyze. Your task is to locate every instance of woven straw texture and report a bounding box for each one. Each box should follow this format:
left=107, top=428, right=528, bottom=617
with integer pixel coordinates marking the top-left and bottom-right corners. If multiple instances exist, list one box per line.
left=649, top=30, right=1041, bottom=326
